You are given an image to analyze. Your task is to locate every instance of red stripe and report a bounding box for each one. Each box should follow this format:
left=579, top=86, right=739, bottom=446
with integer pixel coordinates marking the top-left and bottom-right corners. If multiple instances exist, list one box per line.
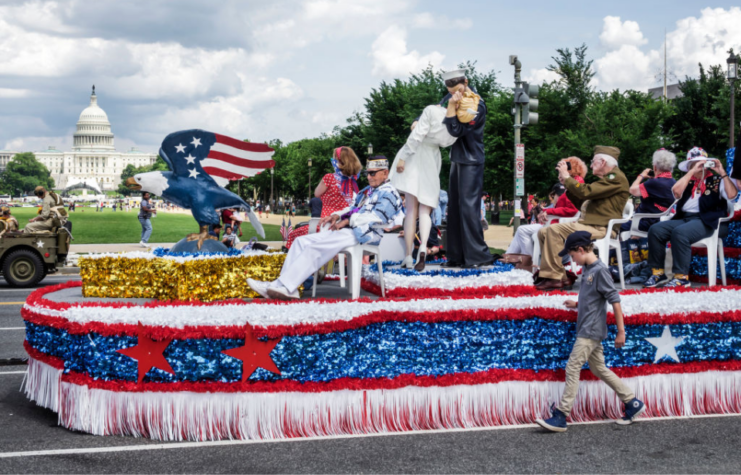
left=26, top=346, right=741, bottom=394
left=214, top=133, right=273, bottom=153
left=206, top=150, right=275, bottom=169
left=202, top=167, right=249, bottom=180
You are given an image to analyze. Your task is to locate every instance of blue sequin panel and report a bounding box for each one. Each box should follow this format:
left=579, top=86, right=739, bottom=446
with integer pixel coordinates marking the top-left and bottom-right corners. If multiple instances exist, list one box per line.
left=690, top=255, right=741, bottom=281
left=24, top=319, right=741, bottom=384
left=367, top=260, right=514, bottom=277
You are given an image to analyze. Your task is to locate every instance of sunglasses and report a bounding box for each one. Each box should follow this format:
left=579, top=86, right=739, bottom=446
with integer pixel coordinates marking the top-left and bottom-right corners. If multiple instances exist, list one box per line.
left=444, top=77, right=466, bottom=88
left=366, top=170, right=384, bottom=177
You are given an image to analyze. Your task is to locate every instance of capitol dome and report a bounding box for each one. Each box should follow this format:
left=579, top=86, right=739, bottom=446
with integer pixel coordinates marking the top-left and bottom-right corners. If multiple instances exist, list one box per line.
left=73, top=85, right=114, bottom=150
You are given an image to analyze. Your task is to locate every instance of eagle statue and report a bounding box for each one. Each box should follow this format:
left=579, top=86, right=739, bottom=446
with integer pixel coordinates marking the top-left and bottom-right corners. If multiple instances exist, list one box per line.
left=126, top=129, right=274, bottom=249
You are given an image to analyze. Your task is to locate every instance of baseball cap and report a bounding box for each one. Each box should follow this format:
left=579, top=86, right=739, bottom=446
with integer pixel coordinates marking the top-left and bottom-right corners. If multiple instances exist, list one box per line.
left=558, top=231, right=593, bottom=257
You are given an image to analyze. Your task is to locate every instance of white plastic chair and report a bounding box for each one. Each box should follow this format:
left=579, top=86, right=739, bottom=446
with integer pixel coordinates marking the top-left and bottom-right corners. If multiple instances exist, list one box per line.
left=532, top=212, right=580, bottom=267
left=619, top=200, right=678, bottom=241
left=592, top=200, right=634, bottom=289
left=310, top=218, right=347, bottom=297
left=341, top=243, right=385, bottom=299
left=686, top=201, right=736, bottom=287
left=378, top=233, right=407, bottom=262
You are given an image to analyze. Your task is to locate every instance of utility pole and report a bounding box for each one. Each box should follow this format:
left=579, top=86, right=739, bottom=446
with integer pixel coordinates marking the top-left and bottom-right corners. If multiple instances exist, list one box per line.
left=510, top=55, right=523, bottom=231
left=510, top=55, right=539, bottom=232
left=728, top=49, right=738, bottom=148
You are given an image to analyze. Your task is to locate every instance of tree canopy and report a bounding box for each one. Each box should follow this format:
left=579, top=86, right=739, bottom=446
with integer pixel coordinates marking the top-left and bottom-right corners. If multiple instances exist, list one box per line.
left=0, top=152, right=55, bottom=196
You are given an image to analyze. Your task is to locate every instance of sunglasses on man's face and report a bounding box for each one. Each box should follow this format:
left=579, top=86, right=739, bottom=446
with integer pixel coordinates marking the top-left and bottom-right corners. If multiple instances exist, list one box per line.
left=366, top=170, right=383, bottom=177
left=444, top=78, right=466, bottom=88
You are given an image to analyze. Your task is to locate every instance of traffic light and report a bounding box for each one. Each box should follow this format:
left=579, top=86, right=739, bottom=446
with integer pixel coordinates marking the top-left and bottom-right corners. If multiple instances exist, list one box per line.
left=522, top=82, right=539, bottom=125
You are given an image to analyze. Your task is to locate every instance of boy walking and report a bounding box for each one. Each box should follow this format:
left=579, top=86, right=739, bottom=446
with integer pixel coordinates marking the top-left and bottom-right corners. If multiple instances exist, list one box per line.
left=536, top=231, right=646, bottom=432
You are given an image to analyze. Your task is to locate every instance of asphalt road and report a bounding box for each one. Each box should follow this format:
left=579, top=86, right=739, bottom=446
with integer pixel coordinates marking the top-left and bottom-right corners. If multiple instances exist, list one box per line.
left=2, top=276, right=741, bottom=474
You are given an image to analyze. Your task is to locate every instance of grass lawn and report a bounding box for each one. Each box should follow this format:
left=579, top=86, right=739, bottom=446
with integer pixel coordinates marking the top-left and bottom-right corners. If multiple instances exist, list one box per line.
left=10, top=208, right=282, bottom=244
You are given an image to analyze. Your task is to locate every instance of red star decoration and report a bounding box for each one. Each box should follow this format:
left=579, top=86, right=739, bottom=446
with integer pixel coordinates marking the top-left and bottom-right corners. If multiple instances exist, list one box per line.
left=116, top=322, right=175, bottom=383
left=222, top=323, right=281, bottom=382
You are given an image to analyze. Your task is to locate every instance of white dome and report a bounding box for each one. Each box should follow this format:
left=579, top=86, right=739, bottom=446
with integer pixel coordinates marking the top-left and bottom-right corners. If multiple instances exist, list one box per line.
left=73, top=86, right=115, bottom=151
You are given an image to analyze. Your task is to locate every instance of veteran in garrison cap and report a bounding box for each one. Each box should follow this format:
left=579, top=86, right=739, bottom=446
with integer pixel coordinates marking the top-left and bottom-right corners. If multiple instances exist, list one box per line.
left=535, top=146, right=630, bottom=290
left=23, top=186, right=68, bottom=233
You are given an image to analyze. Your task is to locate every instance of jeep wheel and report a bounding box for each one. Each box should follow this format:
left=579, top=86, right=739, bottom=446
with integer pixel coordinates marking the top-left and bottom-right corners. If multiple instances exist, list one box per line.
left=2, top=250, right=44, bottom=287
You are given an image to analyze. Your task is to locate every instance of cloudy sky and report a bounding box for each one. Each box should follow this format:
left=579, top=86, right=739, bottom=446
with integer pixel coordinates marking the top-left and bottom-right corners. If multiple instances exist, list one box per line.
left=1, top=0, right=740, bottom=154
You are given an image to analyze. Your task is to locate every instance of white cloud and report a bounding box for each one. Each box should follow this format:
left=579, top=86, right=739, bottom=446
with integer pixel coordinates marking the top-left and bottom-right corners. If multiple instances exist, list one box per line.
left=411, top=12, right=472, bottom=30
left=594, top=45, right=660, bottom=91
left=525, top=68, right=561, bottom=85
left=0, top=88, right=32, bottom=98
left=599, top=16, right=648, bottom=50
left=665, top=7, right=741, bottom=79
left=4, top=134, right=73, bottom=153
left=370, top=25, right=444, bottom=77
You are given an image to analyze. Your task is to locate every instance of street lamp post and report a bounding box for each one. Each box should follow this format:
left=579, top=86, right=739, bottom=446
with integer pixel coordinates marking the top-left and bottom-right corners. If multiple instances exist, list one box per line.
left=728, top=49, right=738, bottom=148
left=307, top=157, right=312, bottom=203
left=269, top=167, right=274, bottom=210
left=367, top=143, right=373, bottom=158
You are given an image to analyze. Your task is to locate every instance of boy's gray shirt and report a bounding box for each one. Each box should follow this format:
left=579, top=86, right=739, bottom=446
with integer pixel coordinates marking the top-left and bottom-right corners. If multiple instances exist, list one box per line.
left=576, top=259, right=620, bottom=340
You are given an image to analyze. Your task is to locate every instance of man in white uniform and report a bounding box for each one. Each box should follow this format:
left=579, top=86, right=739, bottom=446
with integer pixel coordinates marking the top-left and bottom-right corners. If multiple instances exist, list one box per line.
left=248, top=158, right=404, bottom=300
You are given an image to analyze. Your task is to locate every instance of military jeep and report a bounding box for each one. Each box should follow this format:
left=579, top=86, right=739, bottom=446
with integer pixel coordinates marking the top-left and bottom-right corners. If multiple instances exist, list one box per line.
left=0, top=221, right=73, bottom=287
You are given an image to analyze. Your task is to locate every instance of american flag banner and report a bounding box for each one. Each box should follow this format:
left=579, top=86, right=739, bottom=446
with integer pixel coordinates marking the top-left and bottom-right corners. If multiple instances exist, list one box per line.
left=286, top=218, right=293, bottom=238
left=280, top=218, right=288, bottom=241
left=160, top=130, right=275, bottom=188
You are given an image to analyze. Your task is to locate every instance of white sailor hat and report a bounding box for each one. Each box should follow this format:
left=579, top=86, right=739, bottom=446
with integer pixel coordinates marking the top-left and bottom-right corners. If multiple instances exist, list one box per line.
left=441, top=69, right=467, bottom=82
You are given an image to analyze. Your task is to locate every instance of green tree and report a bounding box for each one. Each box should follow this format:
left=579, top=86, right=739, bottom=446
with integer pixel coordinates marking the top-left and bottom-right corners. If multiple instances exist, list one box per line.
left=0, top=152, right=55, bottom=196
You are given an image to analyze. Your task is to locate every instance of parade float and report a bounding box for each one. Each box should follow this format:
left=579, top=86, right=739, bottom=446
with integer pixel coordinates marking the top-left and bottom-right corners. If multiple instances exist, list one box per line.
left=19, top=131, right=741, bottom=441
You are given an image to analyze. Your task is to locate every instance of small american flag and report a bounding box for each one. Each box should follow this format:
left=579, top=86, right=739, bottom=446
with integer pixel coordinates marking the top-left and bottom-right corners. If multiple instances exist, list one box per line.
left=286, top=218, right=293, bottom=237
left=280, top=218, right=288, bottom=241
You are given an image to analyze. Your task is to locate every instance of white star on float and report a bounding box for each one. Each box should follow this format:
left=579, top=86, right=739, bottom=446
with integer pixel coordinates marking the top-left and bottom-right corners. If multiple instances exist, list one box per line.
left=645, top=325, right=685, bottom=363
left=184, top=154, right=196, bottom=165
left=191, top=137, right=202, bottom=148
left=175, top=143, right=186, bottom=153
left=188, top=168, right=200, bottom=179
left=35, top=240, right=44, bottom=249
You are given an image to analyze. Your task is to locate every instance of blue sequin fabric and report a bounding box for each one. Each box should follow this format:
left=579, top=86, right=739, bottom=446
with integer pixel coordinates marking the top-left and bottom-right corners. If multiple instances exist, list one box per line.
left=25, top=318, right=741, bottom=384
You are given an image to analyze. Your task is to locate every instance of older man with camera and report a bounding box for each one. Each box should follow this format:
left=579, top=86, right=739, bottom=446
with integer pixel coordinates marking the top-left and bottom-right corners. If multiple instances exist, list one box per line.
left=643, top=147, right=738, bottom=289
left=535, top=146, right=630, bottom=291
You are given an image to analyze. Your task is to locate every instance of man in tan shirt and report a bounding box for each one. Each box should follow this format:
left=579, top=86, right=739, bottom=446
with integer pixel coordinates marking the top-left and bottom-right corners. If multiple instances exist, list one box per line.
left=24, top=186, right=66, bottom=233
left=535, top=146, right=630, bottom=291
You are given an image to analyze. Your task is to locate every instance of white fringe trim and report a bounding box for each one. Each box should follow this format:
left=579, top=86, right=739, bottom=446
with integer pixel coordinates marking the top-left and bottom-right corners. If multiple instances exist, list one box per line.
left=23, top=357, right=741, bottom=441
left=362, top=266, right=535, bottom=290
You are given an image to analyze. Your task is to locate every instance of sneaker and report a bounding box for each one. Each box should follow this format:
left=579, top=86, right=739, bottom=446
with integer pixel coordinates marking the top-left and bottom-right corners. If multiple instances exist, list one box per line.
left=643, top=273, right=668, bottom=288
left=267, top=282, right=300, bottom=300
left=139, top=241, right=149, bottom=248
left=535, top=404, right=568, bottom=432
left=246, top=278, right=271, bottom=299
left=616, top=398, right=646, bottom=425
left=664, top=277, right=691, bottom=289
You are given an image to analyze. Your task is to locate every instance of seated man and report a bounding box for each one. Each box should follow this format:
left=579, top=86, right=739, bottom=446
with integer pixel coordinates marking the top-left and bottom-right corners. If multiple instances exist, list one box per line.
left=23, top=186, right=67, bottom=233
left=221, top=224, right=237, bottom=248
left=644, top=148, right=738, bottom=288
left=536, top=146, right=630, bottom=290
left=248, top=157, right=404, bottom=300
left=0, top=206, right=19, bottom=235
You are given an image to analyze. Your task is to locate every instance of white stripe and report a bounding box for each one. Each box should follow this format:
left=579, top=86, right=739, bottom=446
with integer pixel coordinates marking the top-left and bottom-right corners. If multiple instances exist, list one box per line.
left=1, top=406, right=737, bottom=459
left=0, top=371, right=27, bottom=375
left=210, top=142, right=274, bottom=161
left=0, top=327, right=25, bottom=331
left=201, top=158, right=262, bottom=178
left=24, top=286, right=741, bottom=330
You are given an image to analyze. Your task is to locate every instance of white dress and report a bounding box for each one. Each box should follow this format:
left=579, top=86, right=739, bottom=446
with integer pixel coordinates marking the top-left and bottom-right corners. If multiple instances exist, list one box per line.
left=389, top=105, right=457, bottom=209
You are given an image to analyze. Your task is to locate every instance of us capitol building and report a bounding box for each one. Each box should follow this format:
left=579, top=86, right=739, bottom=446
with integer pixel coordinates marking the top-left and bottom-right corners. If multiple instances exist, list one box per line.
left=4, top=87, right=157, bottom=193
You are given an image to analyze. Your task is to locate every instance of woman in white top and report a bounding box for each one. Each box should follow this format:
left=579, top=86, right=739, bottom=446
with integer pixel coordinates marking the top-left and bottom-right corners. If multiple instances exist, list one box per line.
left=389, top=105, right=457, bottom=271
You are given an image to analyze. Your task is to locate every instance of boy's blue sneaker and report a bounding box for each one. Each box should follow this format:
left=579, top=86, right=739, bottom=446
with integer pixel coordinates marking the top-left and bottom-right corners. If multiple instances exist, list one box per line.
left=643, top=273, right=668, bottom=288
left=536, top=404, right=567, bottom=432
left=664, top=277, right=691, bottom=288
left=616, top=398, right=646, bottom=425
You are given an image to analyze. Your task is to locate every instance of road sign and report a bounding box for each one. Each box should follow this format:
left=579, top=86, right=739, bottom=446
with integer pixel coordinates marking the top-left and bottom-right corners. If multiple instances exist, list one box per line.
left=516, top=144, right=525, bottom=178
left=515, top=178, right=525, bottom=196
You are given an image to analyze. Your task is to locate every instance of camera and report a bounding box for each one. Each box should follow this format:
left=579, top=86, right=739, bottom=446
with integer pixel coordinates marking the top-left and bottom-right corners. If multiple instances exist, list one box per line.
left=704, top=161, right=715, bottom=169
left=647, top=170, right=655, bottom=178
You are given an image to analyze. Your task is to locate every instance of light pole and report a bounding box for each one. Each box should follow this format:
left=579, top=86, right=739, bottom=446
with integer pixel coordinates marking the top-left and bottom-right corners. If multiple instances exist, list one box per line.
left=728, top=49, right=738, bottom=148
left=307, top=157, right=312, bottom=203
left=510, top=55, right=523, bottom=231
left=367, top=143, right=373, bottom=158
left=269, top=167, right=274, bottom=210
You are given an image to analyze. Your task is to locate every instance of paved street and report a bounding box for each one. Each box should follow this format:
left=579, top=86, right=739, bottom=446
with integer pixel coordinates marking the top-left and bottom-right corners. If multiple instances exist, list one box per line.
left=2, top=276, right=741, bottom=473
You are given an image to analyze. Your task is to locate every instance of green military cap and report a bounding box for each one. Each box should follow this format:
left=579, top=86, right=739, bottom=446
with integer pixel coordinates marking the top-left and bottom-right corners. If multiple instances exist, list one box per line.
left=593, top=146, right=620, bottom=160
